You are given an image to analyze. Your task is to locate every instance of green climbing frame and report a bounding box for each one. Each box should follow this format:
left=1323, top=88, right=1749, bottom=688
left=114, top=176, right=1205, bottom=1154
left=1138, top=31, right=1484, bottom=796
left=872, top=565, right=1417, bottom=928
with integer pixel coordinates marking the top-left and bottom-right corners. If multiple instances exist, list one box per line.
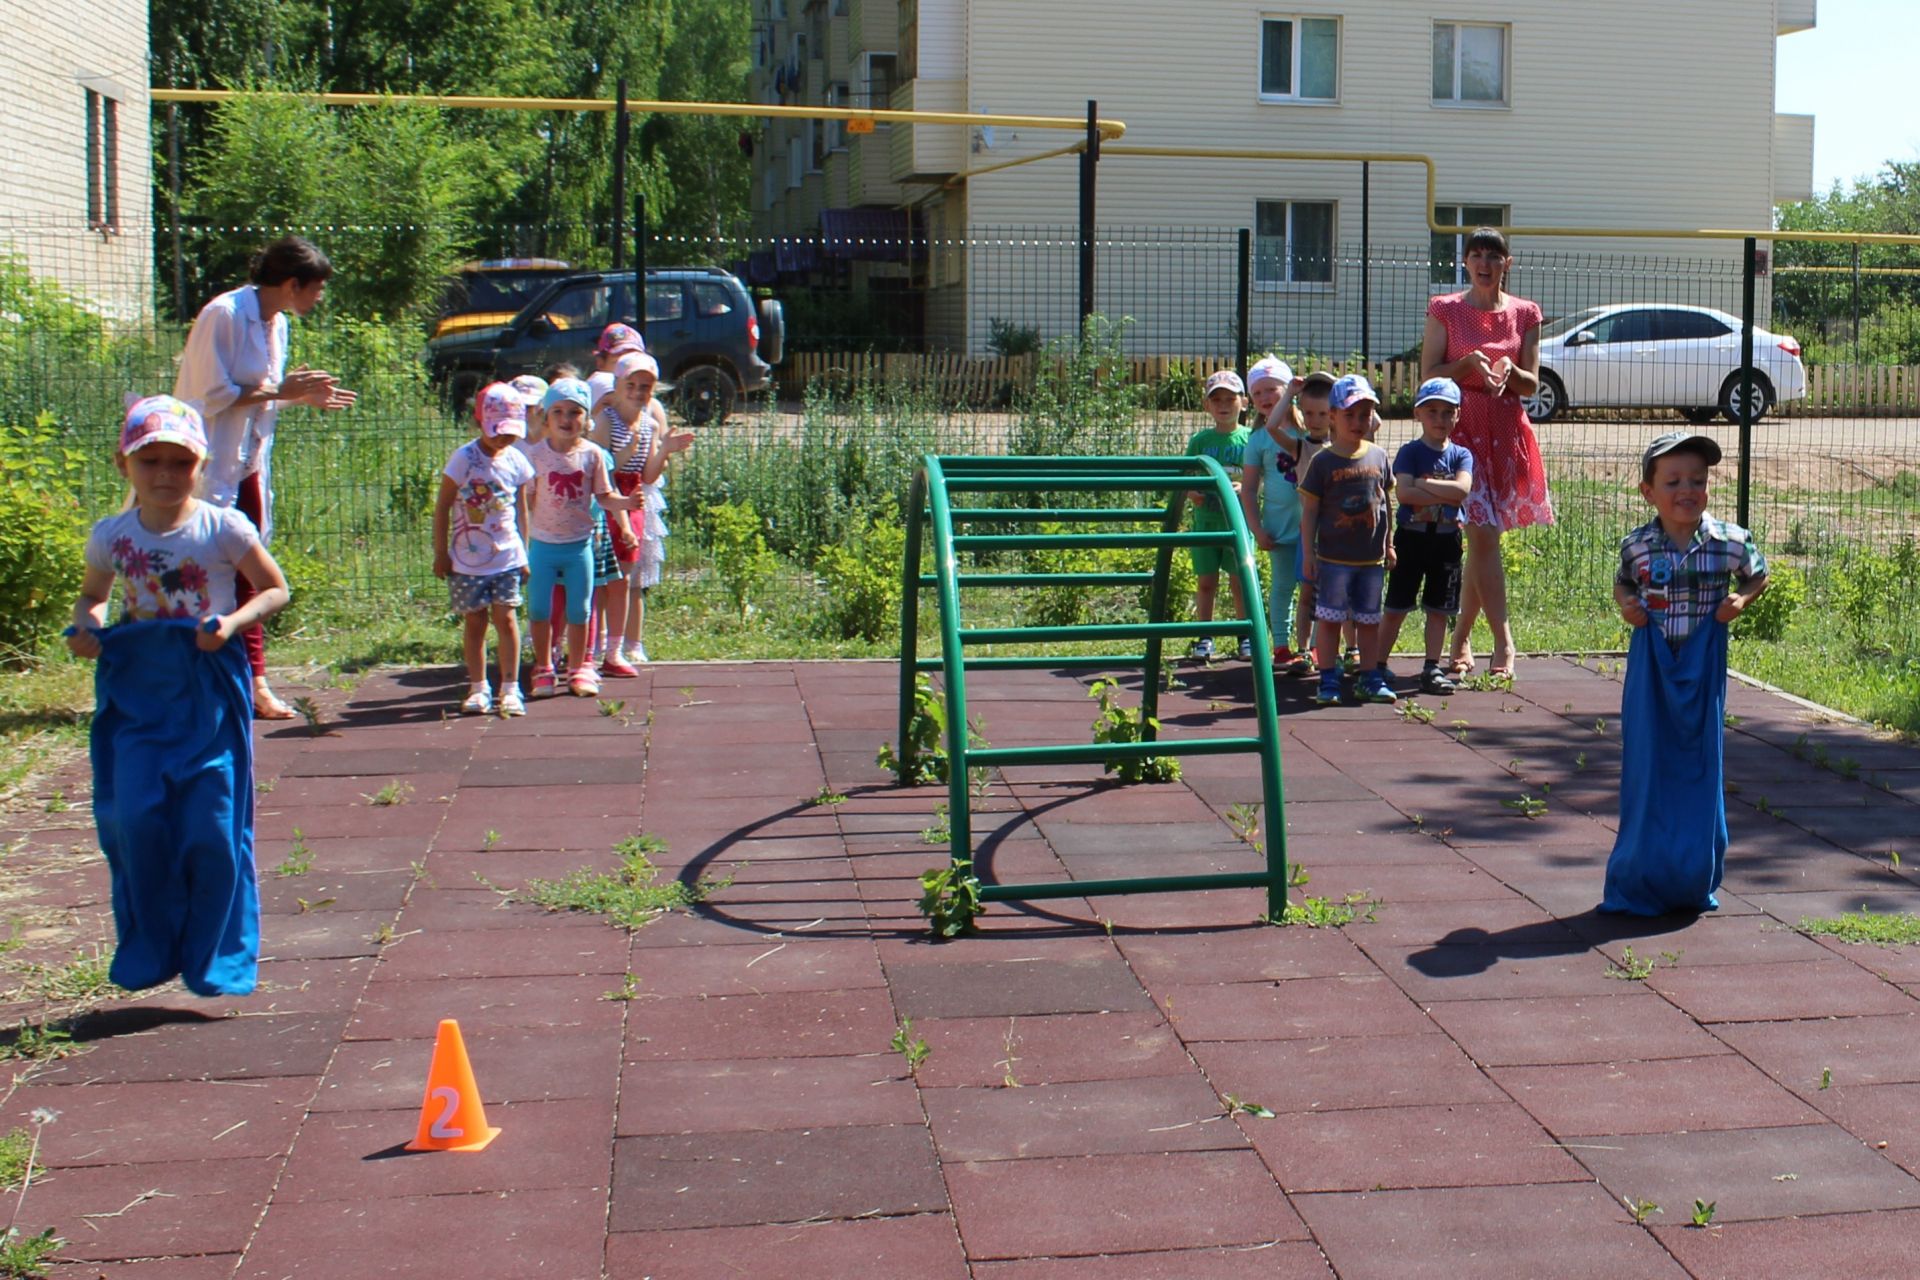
left=896, top=454, right=1290, bottom=917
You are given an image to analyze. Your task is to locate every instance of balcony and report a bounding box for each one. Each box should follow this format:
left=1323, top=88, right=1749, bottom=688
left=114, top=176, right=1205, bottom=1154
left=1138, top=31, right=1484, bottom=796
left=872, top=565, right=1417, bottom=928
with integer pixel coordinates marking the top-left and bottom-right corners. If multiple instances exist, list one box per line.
left=1773, top=113, right=1815, bottom=205
left=1778, top=0, right=1815, bottom=35
left=887, top=78, right=966, bottom=183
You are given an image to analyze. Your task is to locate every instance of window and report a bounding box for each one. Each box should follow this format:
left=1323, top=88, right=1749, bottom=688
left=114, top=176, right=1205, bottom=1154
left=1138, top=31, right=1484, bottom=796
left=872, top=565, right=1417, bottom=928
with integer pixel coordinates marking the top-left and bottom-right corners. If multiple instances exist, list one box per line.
left=690, top=282, right=736, bottom=318
left=861, top=52, right=897, bottom=111
left=1429, top=204, right=1508, bottom=285
left=1588, top=310, right=1657, bottom=344
left=806, top=118, right=824, bottom=172
left=831, top=0, right=848, bottom=14
left=788, top=140, right=807, bottom=189
left=825, top=82, right=850, bottom=150
left=1433, top=22, right=1507, bottom=105
left=1254, top=200, right=1335, bottom=287
left=769, top=0, right=787, bottom=19
left=646, top=284, right=685, bottom=324
left=541, top=282, right=613, bottom=333
left=1658, top=310, right=1733, bottom=340
left=85, top=89, right=120, bottom=231
left=1259, top=16, right=1339, bottom=102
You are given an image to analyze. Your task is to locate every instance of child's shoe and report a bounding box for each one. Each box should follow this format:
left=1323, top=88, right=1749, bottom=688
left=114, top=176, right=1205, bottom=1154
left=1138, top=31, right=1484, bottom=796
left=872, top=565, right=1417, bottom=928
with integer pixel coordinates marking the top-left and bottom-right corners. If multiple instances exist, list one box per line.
left=569, top=665, right=601, bottom=697
left=1341, top=646, right=1361, bottom=675
left=530, top=667, right=558, bottom=699
left=1236, top=636, right=1254, bottom=661
left=461, top=686, right=493, bottom=715
left=1359, top=671, right=1398, bottom=704
left=1189, top=637, right=1215, bottom=661
left=1313, top=670, right=1343, bottom=706
left=1419, top=662, right=1457, bottom=696
left=498, top=685, right=526, bottom=717
left=601, top=655, right=640, bottom=679
left=626, top=642, right=650, bottom=665
left=1283, top=650, right=1316, bottom=677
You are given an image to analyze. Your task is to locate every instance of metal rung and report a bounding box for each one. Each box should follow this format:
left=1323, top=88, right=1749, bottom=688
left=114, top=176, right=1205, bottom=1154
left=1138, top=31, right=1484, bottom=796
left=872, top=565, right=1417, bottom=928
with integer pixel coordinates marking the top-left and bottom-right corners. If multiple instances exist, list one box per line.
left=935, top=455, right=1199, bottom=471
left=961, top=620, right=1251, bottom=645
left=945, top=507, right=1169, bottom=523
left=945, top=475, right=1206, bottom=492
left=952, top=531, right=1233, bottom=551
left=967, top=737, right=1264, bottom=767
left=978, top=871, right=1279, bottom=901
left=914, top=654, right=1146, bottom=672
left=920, top=572, right=1155, bottom=589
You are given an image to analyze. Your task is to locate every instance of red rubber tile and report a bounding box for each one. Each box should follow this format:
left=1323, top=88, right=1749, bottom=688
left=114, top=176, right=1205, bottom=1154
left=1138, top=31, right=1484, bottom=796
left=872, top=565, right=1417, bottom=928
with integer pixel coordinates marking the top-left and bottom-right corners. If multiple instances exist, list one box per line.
left=909, top=1011, right=1189, bottom=1089
left=1346, top=898, right=1576, bottom=948
left=1716, top=1013, right=1920, bottom=1092
left=371, top=926, right=632, bottom=981
left=624, top=988, right=900, bottom=1061
left=970, top=1243, right=1335, bottom=1279
left=605, top=1215, right=970, bottom=1279
left=1189, top=1034, right=1507, bottom=1114
left=615, top=1056, right=921, bottom=1135
left=1587, top=916, right=1834, bottom=968
left=1246, top=1101, right=1586, bottom=1193
left=1160, top=974, right=1434, bottom=1043
left=1493, top=1054, right=1824, bottom=1137
left=1361, top=941, right=1625, bottom=1002
left=609, top=1124, right=945, bottom=1230
left=0, top=1077, right=311, bottom=1166
left=947, top=1150, right=1308, bottom=1260
left=886, top=950, right=1154, bottom=1019
left=1293, top=1183, right=1685, bottom=1280
left=30, top=1012, right=343, bottom=1085
left=1645, top=957, right=1915, bottom=1022
left=257, top=910, right=397, bottom=962
left=1303, top=861, right=1528, bottom=904
left=47, top=1258, right=238, bottom=1279
left=313, top=1027, right=622, bottom=1112
left=924, top=1075, right=1241, bottom=1161
left=264, top=772, right=464, bottom=809
left=258, top=868, right=415, bottom=915
left=394, top=887, right=601, bottom=932
left=5, top=1156, right=276, bottom=1262
left=1116, top=927, right=1368, bottom=987
left=614, top=936, right=883, bottom=998
left=1651, top=1207, right=1920, bottom=1279
left=346, top=975, right=624, bottom=1041
left=1576, top=1123, right=1920, bottom=1222
left=235, top=1187, right=607, bottom=1279
left=1424, top=992, right=1731, bottom=1067
left=1806, top=1082, right=1920, bottom=1177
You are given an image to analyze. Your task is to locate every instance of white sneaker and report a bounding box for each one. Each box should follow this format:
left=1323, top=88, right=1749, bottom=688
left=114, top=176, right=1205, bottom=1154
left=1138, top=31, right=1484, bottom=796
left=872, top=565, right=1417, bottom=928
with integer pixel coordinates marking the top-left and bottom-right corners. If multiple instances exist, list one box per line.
left=497, top=687, right=526, bottom=717
left=461, top=687, right=493, bottom=715
left=625, top=642, right=649, bottom=665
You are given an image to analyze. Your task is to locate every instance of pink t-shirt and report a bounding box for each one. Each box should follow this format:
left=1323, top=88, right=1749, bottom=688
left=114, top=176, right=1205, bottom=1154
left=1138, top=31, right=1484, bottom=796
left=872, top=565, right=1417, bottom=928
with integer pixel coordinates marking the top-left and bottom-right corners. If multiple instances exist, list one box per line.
left=526, top=438, right=614, bottom=545
left=85, top=503, right=261, bottom=621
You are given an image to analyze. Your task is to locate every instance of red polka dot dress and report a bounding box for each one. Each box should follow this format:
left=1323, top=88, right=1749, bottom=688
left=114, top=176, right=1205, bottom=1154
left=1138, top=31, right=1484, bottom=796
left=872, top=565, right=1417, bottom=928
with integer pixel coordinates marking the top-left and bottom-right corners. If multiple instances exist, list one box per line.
left=1428, top=292, right=1555, bottom=530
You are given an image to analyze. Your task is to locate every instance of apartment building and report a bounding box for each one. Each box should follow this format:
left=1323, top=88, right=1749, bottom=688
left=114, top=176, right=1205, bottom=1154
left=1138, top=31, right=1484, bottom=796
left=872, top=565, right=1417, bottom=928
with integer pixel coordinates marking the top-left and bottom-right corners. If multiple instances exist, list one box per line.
left=0, top=0, right=153, bottom=321
left=751, top=0, right=1818, bottom=354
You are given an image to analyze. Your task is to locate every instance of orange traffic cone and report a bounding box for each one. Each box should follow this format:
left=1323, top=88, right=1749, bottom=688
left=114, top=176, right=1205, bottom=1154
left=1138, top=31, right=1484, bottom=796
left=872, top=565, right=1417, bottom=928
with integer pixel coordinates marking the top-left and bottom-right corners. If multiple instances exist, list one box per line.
left=406, top=1019, right=501, bottom=1153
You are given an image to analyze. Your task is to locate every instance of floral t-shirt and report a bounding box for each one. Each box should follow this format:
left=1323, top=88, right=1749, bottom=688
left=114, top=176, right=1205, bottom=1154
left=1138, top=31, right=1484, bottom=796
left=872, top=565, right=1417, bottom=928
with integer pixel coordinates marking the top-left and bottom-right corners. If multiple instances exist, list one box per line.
left=85, top=503, right=261, bottom=621
left=526, top=438, right=615, bottom=545
left=444, top=440, right=535, bottom=576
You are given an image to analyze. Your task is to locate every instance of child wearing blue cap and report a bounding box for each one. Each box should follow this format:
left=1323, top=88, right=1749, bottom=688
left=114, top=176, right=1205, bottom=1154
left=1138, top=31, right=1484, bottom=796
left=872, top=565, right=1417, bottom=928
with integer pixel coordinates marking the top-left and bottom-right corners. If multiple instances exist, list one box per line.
left=1297, top=374, right=1396, bottom=704
left=1377, top=378, right=1475, bottom=696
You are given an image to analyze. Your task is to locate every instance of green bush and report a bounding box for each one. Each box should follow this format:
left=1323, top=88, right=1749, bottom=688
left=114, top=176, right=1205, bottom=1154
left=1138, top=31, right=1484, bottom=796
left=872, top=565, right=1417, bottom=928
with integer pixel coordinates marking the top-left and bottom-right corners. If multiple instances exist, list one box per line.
left=705, top=499, right=779, bottom=618
left=265, top=541, right=346, bottom=639
left=813, top=504, right=907, bottom=642
left=1735, top=561, right=1803, bottom=642
left=1834, top=537, right=1920, bottom=655
left=0, top=413, right=89, bottom=662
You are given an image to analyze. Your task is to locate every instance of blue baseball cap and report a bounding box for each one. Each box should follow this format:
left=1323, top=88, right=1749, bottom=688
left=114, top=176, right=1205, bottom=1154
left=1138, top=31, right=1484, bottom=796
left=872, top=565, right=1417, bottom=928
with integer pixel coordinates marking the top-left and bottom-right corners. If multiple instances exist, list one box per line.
left=1329, top=373, right=1379, bottom=411
left=541, top=377, right=592, bottom=414
left=1414, top=377, right=1462, bottom=407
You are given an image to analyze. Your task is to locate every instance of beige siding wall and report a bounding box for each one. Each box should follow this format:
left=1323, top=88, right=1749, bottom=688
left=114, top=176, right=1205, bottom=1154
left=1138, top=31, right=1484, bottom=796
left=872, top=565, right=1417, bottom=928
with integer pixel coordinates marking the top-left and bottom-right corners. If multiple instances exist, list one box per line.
left=0, top=0, right=153, bottom=321
left=1773, top=113, right=1815, bottom=204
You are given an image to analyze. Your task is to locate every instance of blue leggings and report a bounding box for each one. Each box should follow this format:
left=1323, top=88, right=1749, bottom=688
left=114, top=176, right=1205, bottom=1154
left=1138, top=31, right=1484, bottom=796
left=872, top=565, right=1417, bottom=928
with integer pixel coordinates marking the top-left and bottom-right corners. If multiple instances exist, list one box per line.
left=526, top=538, right=593, bottom=624
left=1263, top=523, right=1302, bottom=648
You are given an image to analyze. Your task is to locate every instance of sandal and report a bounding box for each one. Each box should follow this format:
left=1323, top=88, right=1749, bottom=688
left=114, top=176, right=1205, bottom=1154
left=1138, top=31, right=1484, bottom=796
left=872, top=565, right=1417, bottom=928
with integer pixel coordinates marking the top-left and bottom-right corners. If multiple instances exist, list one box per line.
left=568, top=666, right=601, bottom=698
left=253, top=681, right=297, bottom=721
left=1443, top=655, right=1476, bottom=678
left=530, top=667, right=558, bottom=699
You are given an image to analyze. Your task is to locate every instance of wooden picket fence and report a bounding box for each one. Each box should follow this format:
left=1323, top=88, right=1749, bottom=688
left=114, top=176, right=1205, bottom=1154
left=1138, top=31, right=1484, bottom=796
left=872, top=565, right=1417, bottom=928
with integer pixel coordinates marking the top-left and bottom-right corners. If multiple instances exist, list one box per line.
left=1800, top=364, right=1920, bottom=413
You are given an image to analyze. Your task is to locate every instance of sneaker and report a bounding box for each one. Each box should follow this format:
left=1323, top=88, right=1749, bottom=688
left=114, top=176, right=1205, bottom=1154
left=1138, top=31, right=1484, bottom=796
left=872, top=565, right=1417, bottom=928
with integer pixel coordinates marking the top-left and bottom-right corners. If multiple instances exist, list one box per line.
left=1313, top=671, right=1343, bottom=706
left=1341, top=646, right=1361, bottom=675
left=569, top=666, right=601, bottom=697
left=1359, top=672, right=1398, bottom=704
left=1189, top=637, right=1216, bottom=661
left=460, top=687, right=493, bottom=715
left=601, top=656, right=640, bottom=679
left=1236, top=636, right=1254, bottom=661
left=1419, top=663, right=1457, bottom=696
left=498, top=686, right=526, bottom=717
left=1283, top=650, right=1316, bottom=677
left=626, top=642, right=650, bottom=665
left=530, top=667, right=558, bottom=699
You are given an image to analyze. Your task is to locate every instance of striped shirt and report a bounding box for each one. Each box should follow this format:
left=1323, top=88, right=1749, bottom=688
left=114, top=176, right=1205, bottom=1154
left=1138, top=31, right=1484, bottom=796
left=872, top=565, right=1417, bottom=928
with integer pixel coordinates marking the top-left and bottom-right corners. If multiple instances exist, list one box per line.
left=1617, top=514, right=1768, bottom=649
left=602, top=402, right=655, bottom=475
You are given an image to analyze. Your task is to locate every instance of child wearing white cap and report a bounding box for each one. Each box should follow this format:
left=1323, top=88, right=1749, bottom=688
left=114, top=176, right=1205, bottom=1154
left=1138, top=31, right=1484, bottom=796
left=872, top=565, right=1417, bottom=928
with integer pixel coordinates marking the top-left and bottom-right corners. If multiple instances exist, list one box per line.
left=1184, top=370, right=1254, bottom=660
left=1239, top=356, right=1311, bottom=671
left=434, top=382, right=537, bottom=715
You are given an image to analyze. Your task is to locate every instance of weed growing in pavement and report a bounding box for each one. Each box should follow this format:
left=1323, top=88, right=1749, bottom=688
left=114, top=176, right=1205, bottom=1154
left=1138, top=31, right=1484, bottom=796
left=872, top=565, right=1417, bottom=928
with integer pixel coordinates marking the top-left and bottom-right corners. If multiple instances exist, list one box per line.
left=1690, top=1199, right=1717, bottom=1228
left=1450, top=719, right=1471, bottom=742
left=7, top=947, right=118, bottom=1004
left=1593, top=718, right=1608, bottom=735
left=0, top=1023, right=76, bottom=1064
left=1820, top=1067, right=1833, bottom=1090
left=371, top=922, right=395, bottom=946
left=0, top=1107, right=60, bottom=1276
left=1397, top=700, right=1436, bottom=724
left=362, top=780, right=412, bottom=807
left=878, top=674, right=979, bottom=786
left=1603, top=946, right=1659, bottom=981
left=1459, top=671, right=1514, bottom=693
left=40, top=791, right=65, bottom=815
left=481, top=829, right=501, bottom=851
left=1888, top=849, right=1904, bottom=872
left=1226, top=803, right=1261, bottom=849
left=0, top=1130, right=37, bottom=1193
left=597, top=698, right=626, bottom=718
left=0, top=1224, right=59, bottom=1277
left=294, top=896, right=335, bottom=914
left=891, top=1017, right=930, bottom=1075
left=920, top=804, right=952, bottom=846
left=272, top=829, right=313, bottom=878
left=603, top=974, right=642, bottom=1002
left=996, top=1021, right=1021, bottom=1088
left=1221, top=1095, right=1275, bottom=1119
left=256, top=778, right=276, bottom=795
left=1797, top=906, right=1920, bottom=946
left=917, top=859, right=985, bottom=939
left=1501, top=794, right=1549, bottom=819
left=290, top=696, right=328, bottom=736
left=1089, top=678, right=1180, bottom=784
left=810, top=785, right=849, bottom=807
left=1263, top=892, right=1380, bottom=929
left=1624, top=1197, right=1661, bottom=1225
left=484, top=833, right=729, bottom=931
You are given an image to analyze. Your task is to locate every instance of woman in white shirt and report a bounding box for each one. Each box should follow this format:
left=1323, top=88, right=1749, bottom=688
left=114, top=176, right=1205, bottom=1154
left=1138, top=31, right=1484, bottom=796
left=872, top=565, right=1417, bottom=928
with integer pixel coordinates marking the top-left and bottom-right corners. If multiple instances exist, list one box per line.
left=173, top=236, right=356, bottom=718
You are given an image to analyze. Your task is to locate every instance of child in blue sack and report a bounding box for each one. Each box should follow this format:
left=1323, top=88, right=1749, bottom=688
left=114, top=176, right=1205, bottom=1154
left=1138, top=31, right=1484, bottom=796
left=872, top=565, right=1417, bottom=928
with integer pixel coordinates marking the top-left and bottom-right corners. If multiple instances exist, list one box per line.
left=1602, top=432, right=1769, bottom=916
left=68, top=396, right=291, bottom=997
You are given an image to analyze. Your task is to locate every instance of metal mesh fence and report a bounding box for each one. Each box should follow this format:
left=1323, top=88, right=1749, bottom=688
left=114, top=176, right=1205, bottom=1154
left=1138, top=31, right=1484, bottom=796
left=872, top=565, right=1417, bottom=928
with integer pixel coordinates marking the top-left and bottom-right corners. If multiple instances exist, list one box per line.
left=2, top=218, right=1916, bottom=655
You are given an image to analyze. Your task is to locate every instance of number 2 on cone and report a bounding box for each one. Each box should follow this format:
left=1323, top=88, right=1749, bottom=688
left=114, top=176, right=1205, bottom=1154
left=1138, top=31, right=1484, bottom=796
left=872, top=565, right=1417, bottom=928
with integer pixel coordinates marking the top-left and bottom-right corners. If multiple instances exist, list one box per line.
left=428, top=1085, right=464, bottom=1139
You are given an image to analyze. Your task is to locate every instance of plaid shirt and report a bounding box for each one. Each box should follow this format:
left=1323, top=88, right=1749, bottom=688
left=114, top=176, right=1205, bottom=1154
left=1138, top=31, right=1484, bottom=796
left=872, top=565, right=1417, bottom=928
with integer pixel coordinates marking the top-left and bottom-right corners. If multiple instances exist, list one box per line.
left=1617, top=514, right=1768, bottom=649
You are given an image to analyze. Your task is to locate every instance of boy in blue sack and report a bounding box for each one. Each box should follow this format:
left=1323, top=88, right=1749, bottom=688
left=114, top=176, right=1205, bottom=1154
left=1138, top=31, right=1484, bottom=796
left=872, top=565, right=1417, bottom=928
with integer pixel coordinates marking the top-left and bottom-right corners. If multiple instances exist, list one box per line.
left=1602, top=432, right=1768, bottom=915
left=1376, top=377, right=1474, bottom=696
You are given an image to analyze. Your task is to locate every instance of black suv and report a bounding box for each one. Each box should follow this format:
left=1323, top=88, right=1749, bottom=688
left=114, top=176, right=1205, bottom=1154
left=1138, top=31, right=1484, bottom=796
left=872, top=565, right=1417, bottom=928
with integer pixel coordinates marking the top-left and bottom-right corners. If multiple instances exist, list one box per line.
left=425, top=267, right=783, bottom=424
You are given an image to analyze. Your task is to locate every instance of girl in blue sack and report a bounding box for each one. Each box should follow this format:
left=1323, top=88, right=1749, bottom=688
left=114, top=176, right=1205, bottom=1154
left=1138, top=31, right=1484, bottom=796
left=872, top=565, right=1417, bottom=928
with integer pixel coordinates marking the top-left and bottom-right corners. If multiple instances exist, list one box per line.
left=66, top=396, right=290, bottom=996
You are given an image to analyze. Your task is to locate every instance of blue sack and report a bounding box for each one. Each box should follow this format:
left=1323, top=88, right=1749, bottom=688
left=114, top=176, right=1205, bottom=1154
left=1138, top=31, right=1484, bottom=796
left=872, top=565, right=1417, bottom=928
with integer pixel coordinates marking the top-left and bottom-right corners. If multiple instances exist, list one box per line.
left=90, top=618, right=259, bottom=996
left=1600, top=617, right=1728, bottom=916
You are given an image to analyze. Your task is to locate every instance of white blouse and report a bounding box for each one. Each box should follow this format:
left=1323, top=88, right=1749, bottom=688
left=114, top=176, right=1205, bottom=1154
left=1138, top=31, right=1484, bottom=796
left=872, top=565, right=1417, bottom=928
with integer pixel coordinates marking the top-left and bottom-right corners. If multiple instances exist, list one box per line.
left=173, top=285, right=287, bottom=539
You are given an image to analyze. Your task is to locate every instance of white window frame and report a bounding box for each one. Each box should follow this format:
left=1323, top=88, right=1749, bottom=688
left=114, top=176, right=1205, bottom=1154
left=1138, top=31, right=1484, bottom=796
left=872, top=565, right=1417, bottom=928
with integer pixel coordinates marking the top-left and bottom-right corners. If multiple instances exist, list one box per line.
left=788, top=141, right=807, bottom=189
left=1432, top=21, right=1509, bottom=107
left=825, top=82, right=850, bottom=151
left=1254, top=199, right=1337, bottom=291
left=1430, top=204, right=1509, bottom=287
left=1257, top=15, right=1340, bottom=105
left=860, top=51, right=897, bottom=117
left=806, top=118, right=824, bottom=173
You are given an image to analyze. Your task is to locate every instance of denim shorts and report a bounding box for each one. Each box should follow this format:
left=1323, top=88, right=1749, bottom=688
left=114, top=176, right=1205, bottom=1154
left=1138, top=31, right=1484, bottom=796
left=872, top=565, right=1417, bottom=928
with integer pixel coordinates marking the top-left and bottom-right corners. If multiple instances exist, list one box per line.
left=1312, top=561, right=1385, bottom=624
left=448, top=569, right=524, bottom=614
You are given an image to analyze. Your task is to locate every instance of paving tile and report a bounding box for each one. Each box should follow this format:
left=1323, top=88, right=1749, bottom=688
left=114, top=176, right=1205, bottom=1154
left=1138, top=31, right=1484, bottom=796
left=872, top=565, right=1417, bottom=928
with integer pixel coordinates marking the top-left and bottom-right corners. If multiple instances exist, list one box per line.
left=609, top=1124, right=945, bottom=1230
left=1716, top=1014, right=1920, bottom=1092
left=0, top=1077, right=312, bottom=1166
left=624, top=989, right=899, bottom=1061
left=2, top=1156, right=276, bottom=1262
left=1347, top=898, right=1577, bottom=948
left=910, top=1011, right=1189, bottom=1088
left=1586, top=916, right=1836, bottom=968
left=1361, top=940, right=1620, bottom=1002
left=275, top=1097, right=611, bottom=1201
left=463, top=755, right=646, bottom=787
left=1644, top=957, right=1915, bottom=1022
left=235, top=1187, right=606, bottom=1278
left=1293, top=1183, right=1685, bottom=1280
left=281, top=748, right=472, bottom=778
left=925, top=1075, right=1238, bottom=1161
left=604, top=1215, right=971, bottom=1280
left=1160, top=975, right=1434, bottom=1042
left=1115, top=927, right=1368, bottom=986
left=1806, top=1083, right=1920, bottom=1178
left=370, top=927, right=633, bottom=981
left=616, top=1054, right=922, bottom=1136
left=313, top=1027, right=622, bottom=1112
left=969, top=1243, right=1336, bottom=1279
left=1651, top=1208, right=1920, bottom=1280
left=256, top=909, right=395, bottom=962
left=258, top=868, right=416, bottom=915
left=948, top=1150, right=1307, bottom=1260
left=1575, top=1123, right=1920, bottom=1222
left=30, top=1011, right=344, bottom=1085
left=346, top=976, right=624, bottom=1041
left=1491, top=1055, right=1825, bottom=1137
left=1425, top=992, right=1731, bottom=1067
left=887, top=949, right=1153, bottom=1019
left=47, top=1258, right=239, bottom=1279
left=1246, top=1100, right=1587, bottom=1192
left=1189, top=1034, right=1507, bottom=1114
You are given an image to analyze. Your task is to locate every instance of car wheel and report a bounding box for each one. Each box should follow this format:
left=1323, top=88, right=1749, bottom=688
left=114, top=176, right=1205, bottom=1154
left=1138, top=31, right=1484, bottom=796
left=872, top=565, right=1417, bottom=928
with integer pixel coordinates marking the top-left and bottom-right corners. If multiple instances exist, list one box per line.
left=1524, top=371, right=1566, bottom=424
left=1718, top=371, right=1773, bottom=425
left=1680, top=406, right=1720, bottom=425
left=676, top=364, right=739, bottom=426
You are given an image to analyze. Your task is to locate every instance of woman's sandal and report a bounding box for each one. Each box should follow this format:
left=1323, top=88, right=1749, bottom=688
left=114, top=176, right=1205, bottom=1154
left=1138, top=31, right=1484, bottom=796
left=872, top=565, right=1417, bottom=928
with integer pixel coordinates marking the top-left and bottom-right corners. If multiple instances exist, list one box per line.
left=1444, top=655, right=1476, bottom=678
left=253, top=682, right=297, bottom=721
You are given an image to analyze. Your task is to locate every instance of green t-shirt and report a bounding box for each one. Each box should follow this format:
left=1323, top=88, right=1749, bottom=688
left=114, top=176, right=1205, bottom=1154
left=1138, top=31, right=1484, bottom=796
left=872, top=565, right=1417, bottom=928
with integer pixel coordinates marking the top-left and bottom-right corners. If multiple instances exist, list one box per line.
left=1184, top=426, right=1248, bottom=520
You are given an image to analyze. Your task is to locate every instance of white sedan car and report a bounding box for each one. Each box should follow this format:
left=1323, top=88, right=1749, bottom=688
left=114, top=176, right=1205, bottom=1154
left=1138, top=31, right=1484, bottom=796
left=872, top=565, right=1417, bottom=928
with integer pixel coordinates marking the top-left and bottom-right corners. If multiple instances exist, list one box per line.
left=1523, top=304, right=1806, bottom=425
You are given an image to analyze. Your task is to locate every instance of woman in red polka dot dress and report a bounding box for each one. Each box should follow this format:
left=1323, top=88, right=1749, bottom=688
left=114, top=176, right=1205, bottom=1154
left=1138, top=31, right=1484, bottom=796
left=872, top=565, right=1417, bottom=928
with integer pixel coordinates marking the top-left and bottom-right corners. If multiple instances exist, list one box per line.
left=1420, top=226, right=1554, bottom=679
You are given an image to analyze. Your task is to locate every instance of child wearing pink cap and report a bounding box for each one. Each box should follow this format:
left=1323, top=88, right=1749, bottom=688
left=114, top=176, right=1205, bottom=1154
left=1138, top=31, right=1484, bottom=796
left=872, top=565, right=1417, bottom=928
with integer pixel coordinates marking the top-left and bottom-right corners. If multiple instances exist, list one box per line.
left=590, top=351, right=692, bottom=670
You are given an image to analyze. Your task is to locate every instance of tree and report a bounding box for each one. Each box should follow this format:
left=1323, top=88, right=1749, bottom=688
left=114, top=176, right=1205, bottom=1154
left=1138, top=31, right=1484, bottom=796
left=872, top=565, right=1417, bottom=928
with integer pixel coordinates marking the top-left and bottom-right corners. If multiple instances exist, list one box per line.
left=1774, top=161, right=1920, bottom=363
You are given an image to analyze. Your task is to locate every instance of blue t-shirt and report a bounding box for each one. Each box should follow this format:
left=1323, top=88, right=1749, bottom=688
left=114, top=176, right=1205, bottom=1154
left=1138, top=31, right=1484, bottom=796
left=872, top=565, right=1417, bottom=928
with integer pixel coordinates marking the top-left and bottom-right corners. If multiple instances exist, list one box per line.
left=1241, top=427, right=1302, bottom=540
left=1392, top=438, right=1475, bottom=531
